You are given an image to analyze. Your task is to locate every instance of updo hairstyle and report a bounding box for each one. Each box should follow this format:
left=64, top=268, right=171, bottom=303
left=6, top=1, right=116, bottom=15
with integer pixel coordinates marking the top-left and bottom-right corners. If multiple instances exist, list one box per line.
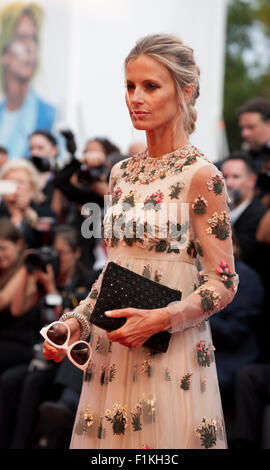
left=125, top=34, right=200, bottom=135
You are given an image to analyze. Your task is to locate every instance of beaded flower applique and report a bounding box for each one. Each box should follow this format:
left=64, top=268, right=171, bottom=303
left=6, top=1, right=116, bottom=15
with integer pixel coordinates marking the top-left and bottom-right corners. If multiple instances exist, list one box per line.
left=120, top=145, right=208, bottom=185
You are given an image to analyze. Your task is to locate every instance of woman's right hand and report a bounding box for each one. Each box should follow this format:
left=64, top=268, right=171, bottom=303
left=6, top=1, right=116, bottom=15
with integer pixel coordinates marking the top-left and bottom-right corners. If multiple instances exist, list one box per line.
left=42, top=317, right=82, bottom=363
left=43, top=340, right=66, bottom=362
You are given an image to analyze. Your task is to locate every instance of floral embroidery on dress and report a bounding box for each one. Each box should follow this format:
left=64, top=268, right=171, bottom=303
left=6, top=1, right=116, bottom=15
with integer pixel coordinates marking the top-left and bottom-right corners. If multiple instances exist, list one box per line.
left=109, top=363, right=117, bottom=382
left=197, top=270, right=208, bottom=286
left=141, top=357, right=153, bottom=377
left=142, top=263, right=151, bottom=279
left=180, top=372, right=193, bottom=390
left=141, top=394, right=156, bottom=423
left=154, top=269, right=163, bottom=283
left=196, top=285, right=221, bottom=313
left=206, top=211, right=231, bottom=240
left=131, top=402, right=143, bottom=431
left=111, top=187, right=122, bottom=205
left=97, top=418, right=106, bottom=439
left=144, top=190, right=164, bottom=211
left=110, top=176, right=118, bottom=192
left=96, top=336, right=108, bottom=355
left=192, top=195, right=208, bottom=214
left=169, top=181, right=185, bottom=199
left=99, top=363, right=116, bottom=385
left=120, top=145, right=205, bottom=185
left=122, top=190, right=139, bottom=211
left=75, top=407, right=95, bottom=436
left=84, top=362, right=96, bottom=382
left=89, top=288, right=98, bottom=299
left=216, top=260, right=236, bottom=289
left=105, top=404, right=128, bottom=435
left=83, top=407, right=94, bottom=428
left=207, top=171, right=224, bottom=195
left=196, top=340, right=214, bottom=367
left=100, top=366, right=108, bottom=385
left=187, top=239, right=204, bottom=258
left=195, top=417, right=217, bottom=449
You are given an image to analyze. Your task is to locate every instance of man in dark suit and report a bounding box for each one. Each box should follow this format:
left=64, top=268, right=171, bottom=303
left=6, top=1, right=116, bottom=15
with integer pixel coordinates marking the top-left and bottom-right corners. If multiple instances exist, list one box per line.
left=221, top=153, right=267, bottom=275
left=221, top=153, right=270, bottom=361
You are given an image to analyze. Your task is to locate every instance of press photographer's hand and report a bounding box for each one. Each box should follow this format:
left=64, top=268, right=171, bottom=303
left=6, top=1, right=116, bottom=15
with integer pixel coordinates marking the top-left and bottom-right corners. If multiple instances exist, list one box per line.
left=33, top=264, right=56, bottom=294
left=81, top=150, right=106, bottom=168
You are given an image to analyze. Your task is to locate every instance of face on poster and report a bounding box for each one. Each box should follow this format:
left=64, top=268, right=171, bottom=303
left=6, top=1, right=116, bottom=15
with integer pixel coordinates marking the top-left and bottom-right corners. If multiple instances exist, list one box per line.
left=0, top=0, right=69, bottom=159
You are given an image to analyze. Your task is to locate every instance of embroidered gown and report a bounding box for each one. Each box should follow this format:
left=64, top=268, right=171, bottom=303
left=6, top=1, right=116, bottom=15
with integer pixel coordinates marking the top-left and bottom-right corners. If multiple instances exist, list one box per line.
left=70, top=144, right=238, bottom=450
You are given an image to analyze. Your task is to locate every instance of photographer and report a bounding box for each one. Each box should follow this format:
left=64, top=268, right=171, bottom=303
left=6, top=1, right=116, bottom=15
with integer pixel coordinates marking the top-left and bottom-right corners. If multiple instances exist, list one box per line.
left=54, top=137, right=123, bottom=268
left=53, top=136, right=118, bottom=205
left=29, top=130, right=59, bottom=206
left=0, top=158, right=55, bottom=248
left=0, top=218, right=41, bottom=374
left=0, top=225, right=96, bottom=449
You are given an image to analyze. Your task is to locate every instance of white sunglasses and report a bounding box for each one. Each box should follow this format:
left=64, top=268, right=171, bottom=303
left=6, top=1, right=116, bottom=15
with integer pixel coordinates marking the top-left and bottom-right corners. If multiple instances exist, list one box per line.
left=40, top=321, right=92, bottom=371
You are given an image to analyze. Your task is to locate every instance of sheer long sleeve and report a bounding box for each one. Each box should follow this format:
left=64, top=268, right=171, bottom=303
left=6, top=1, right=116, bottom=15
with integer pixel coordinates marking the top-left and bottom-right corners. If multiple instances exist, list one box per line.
left=167, top=163, right=239, bottom=333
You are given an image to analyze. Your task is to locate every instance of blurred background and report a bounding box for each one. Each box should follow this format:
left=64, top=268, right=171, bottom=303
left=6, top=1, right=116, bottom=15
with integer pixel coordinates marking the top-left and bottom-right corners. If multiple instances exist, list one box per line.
left=2, top=0, right=268, bottom=161
left=0, top=0, right=269, bottom=451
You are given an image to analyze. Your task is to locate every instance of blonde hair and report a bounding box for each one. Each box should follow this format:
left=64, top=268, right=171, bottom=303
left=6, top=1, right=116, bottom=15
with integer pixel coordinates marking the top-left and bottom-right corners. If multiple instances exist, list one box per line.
left=125, top=34, right=200, bottom=135
left=0, top=157, right=42, bottom=201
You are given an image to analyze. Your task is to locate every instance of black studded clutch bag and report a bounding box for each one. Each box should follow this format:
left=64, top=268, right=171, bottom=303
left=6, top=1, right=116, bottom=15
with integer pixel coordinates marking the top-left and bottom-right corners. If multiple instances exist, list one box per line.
left=90, top=261, right=182, bottom=353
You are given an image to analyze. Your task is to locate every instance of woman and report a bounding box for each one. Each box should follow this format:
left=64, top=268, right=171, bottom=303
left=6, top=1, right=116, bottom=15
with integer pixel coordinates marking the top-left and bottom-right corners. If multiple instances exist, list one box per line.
left=0, top=3, right=56, bottom=158
left=0, top=158, right=55, bottom=247
left=0, top=225, right=91, bottom=449
left=43, top=34, right=238, bottom=449
left=0, top=218, right=41, bottom=373
left=53, top=136, right=118, bottom=266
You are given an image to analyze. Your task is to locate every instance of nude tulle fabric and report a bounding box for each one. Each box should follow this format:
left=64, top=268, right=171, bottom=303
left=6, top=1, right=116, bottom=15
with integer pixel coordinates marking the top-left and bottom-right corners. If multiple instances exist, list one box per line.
left=70, top=146, right=238, bottom=449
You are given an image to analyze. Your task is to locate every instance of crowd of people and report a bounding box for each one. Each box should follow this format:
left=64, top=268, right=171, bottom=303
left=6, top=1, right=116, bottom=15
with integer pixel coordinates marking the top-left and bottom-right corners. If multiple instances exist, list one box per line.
left=0, top=95, right=269, bottom=449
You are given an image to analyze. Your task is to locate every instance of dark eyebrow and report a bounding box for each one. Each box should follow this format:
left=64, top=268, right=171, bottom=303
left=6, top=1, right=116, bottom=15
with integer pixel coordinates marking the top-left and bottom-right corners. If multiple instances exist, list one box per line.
left=126, top=78, right=161, bottom=85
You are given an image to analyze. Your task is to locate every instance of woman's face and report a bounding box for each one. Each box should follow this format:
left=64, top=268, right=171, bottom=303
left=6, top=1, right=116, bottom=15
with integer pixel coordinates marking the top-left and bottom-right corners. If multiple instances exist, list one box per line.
left=3, top=13, right=38, bottom=82
left=0, top=238, right=21, bottom=271
left=84, top=140, right=105, bottom=154
left=2, top=168, right=34, bottom=206
left=125, top=55, right=180, bottom=132
left=53, top=237, right=80, bottom=275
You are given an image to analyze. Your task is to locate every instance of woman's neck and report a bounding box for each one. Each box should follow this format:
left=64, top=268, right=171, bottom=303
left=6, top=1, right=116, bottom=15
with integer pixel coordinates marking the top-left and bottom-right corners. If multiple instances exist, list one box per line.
left=145, top=121, right=189, bottom=158
left=4, top=74, right=29, bottom=111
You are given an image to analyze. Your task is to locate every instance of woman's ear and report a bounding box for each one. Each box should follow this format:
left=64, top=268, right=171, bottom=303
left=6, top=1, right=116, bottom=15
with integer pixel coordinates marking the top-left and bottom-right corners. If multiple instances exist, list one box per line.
left=183, top=83, right=195, bottom=103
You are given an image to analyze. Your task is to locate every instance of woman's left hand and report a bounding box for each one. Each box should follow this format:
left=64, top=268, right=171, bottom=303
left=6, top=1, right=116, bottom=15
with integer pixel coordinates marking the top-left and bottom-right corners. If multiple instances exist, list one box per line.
left=105, top=307, right=171, bottom=349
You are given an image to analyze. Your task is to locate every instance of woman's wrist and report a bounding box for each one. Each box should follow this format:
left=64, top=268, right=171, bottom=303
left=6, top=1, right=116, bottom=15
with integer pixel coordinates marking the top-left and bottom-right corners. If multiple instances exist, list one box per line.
left=160, top=307, right=172, bottom=331
left=45, top=283, right=58, bottom=294
left=59, top=311, right=91, bottom=340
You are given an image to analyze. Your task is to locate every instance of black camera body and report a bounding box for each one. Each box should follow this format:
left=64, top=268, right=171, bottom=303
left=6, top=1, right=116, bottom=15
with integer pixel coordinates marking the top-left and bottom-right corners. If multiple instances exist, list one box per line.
left=25, top=246, right=59, bottom=276
left=77, top=152, right=126, bottom=184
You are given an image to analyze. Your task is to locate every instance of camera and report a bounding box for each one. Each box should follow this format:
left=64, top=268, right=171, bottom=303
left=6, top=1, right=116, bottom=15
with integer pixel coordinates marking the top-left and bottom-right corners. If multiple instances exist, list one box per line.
left=24, top=246, right=59, bottom=275
left=30, top=129, right=77, bottom=173
left=77, top=151, right=125, bottom=184
left=77, top=162, right=110, bottom=184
